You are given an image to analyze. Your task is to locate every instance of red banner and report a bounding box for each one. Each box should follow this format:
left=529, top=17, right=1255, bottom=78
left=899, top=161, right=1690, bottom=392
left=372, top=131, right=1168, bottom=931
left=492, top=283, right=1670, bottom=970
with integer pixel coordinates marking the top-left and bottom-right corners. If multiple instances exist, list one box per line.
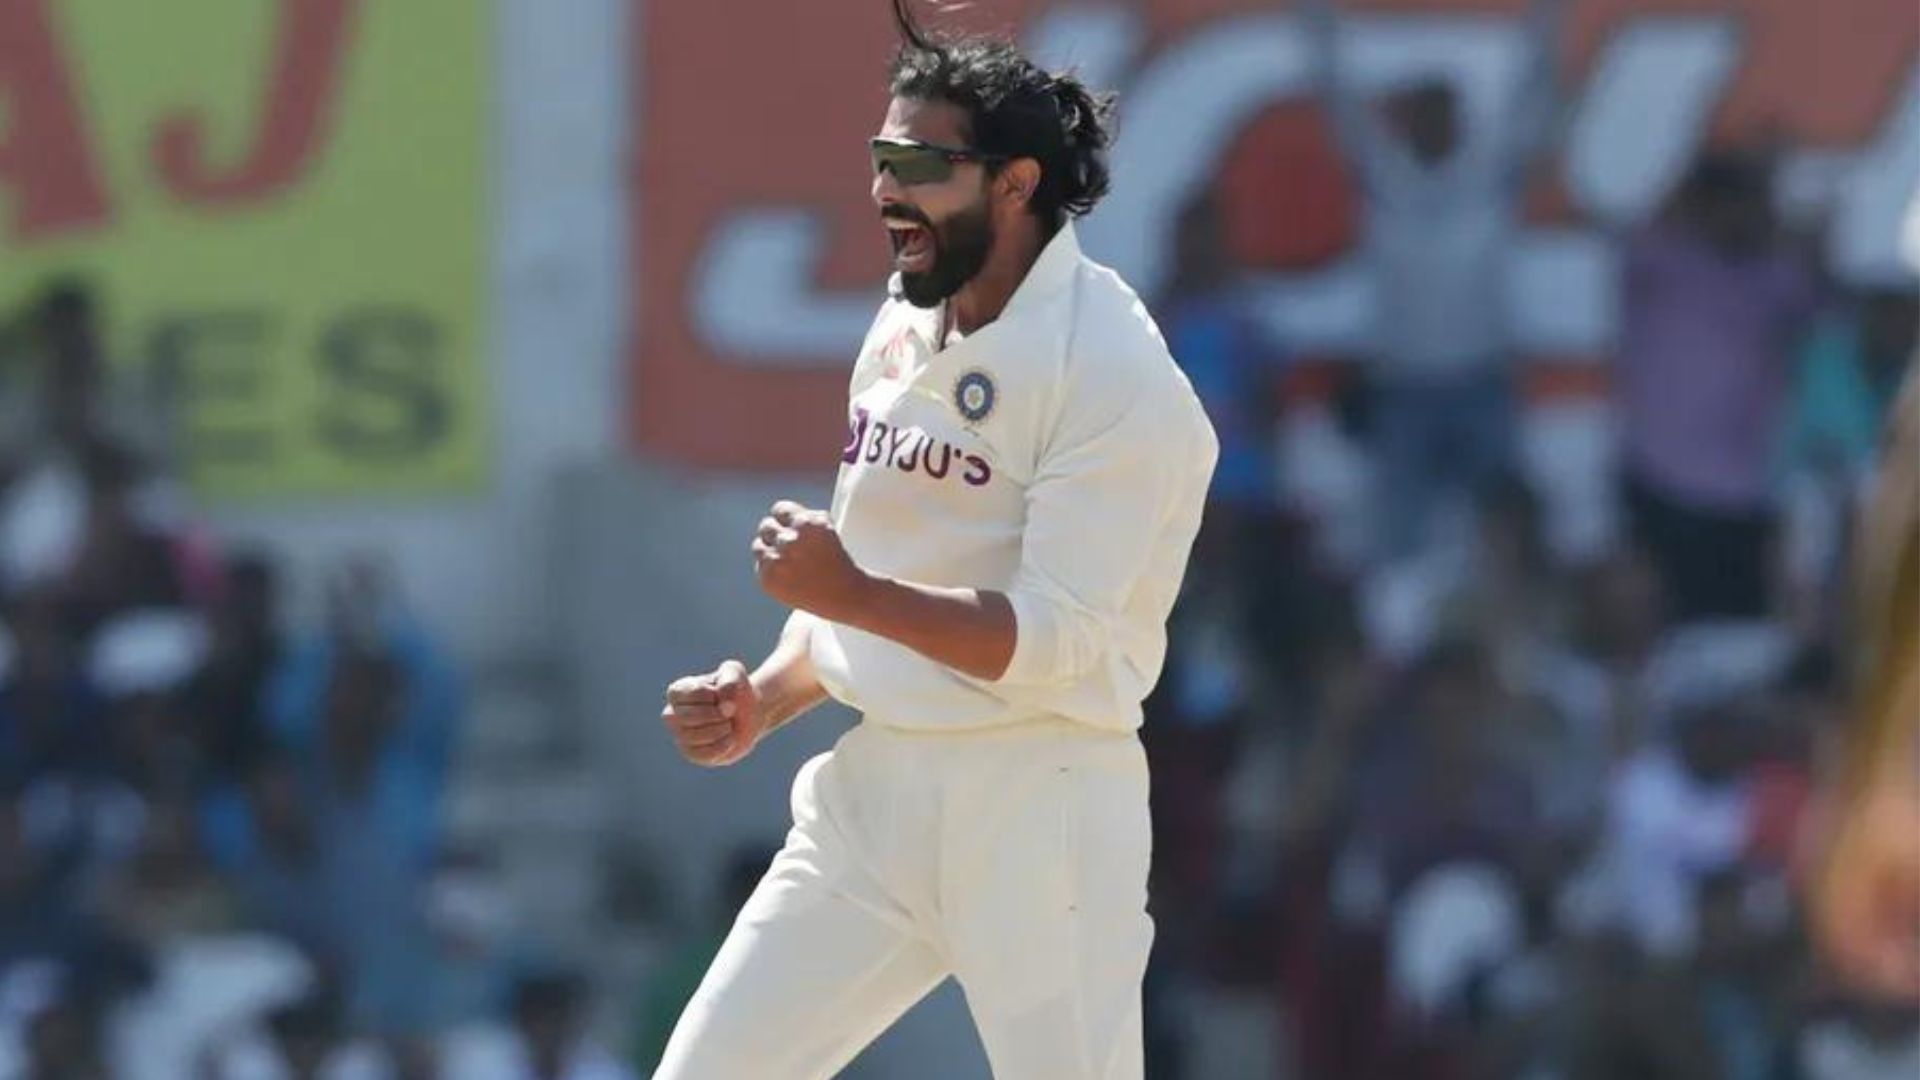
left=630, top=0, right=1918, bottom=471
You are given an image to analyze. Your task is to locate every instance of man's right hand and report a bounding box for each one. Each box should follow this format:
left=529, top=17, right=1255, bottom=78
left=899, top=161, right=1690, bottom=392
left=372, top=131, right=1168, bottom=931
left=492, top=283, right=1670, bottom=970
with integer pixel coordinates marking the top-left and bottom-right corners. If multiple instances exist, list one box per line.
left=662, top=660, right=762, bottom=767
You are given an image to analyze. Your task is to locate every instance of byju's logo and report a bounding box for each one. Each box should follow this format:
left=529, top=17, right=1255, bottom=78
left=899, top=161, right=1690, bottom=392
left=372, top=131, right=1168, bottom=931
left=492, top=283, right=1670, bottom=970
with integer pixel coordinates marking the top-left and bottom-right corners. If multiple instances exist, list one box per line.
left=843, top=407, right=993, bottom=488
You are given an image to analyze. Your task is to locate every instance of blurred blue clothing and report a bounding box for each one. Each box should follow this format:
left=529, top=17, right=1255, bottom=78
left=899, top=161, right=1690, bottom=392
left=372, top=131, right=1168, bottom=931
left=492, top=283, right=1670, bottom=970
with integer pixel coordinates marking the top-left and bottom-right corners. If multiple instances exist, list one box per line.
left=1164, top=292, right=1281, bottom=510
left=232, top=613, right=462, bottom=1032
left=198, top=786, right=336, bottom=953
left=1372, top=372, right=1517, bottom=559
left=1785, top=314, right=1902, bottom=479
left=266, top=614, right=459, bottom=867
left=0, top=674, right=108, bottom=779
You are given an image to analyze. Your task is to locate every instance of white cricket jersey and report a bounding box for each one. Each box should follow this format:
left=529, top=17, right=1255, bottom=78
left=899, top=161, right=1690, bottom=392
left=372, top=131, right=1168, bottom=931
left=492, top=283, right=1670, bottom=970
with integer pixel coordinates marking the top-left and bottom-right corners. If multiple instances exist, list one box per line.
left=803, top=223, right=1218, bottom=733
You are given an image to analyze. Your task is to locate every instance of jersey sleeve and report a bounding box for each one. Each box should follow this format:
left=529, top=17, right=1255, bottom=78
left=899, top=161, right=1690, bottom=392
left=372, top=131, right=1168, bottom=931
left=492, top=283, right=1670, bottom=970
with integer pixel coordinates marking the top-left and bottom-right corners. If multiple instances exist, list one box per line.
left=996, top=356, right=1215, bottom=688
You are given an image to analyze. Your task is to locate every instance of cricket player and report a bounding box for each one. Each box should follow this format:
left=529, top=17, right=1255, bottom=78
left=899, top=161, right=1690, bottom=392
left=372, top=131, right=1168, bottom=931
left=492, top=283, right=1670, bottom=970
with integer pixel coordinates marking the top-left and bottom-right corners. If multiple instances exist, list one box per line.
left=653, top=3, right=1218, bottom=1077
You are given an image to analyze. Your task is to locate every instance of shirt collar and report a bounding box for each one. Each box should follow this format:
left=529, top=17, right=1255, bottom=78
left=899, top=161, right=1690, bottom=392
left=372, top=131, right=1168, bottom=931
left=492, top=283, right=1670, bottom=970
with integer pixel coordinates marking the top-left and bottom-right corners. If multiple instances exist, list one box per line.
left=1000, top=220, right=1082, bottom=320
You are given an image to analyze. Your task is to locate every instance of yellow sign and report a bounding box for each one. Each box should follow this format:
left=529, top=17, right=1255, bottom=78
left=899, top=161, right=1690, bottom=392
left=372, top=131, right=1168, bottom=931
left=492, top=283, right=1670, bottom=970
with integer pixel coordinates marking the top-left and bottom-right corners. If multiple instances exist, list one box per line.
left=0, top=0, right=489, bottom=499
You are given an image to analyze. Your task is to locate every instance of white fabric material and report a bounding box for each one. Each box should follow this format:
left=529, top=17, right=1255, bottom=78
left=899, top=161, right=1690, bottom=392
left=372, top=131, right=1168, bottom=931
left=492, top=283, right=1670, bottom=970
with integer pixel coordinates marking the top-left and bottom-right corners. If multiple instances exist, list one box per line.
left=111, top=936, right=316, bottom=1080
left=656, top=721, right=1153, bottom=1080
left=1586, top=749, right=1752, bottom=956
left=1641, top=620, right=1794, bottom=727
left=1354, top=155, right=1522, bottom=378
left=1799, top=1019, right=1920, bottom=1080
left=1390, top=863, right=1524, bottom=1017
left=812, top=224, right=1217, bottom=733
left=436, top=1027, right=637, bottom=1080
left=0, top=459, right=86, bottom=588
left=89, top=609, right=211, bottom=699
left=212, top=1038, right=396, bottom=1080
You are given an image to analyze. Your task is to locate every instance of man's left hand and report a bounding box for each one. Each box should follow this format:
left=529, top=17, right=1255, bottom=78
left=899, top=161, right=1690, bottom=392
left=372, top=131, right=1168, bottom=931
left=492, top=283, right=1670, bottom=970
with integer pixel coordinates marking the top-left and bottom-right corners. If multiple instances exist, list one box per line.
left=753, top=501, right=871, bottom=622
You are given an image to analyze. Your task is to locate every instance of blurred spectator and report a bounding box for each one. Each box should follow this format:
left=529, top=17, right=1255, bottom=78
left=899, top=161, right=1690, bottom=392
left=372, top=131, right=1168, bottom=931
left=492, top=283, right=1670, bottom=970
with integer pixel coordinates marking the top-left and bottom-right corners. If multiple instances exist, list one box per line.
left=1143, top=587, right=1249, bottom=943
left=62, top=446, right=193, bottom=638
left=1786, top=288, right=1918, bottom=484
left=7, top=770, right=147, bottom=930
left=1576, top=697, right=1761, bottom=961
left=0, top=280, right=102, bottom=469
left=1276, top=591, right=1377, bottom=854
left=1560, top=550, right=1669, bottom=758
left=188, top=552, right=286, bottom=788
left=1690, top=868, right=1800, bottom=1080
left=1362, top=472, right=1572, bottom=667
left=1301, top=0, right=1569, bottom=559
left=1447, top=479, right=1612, bottom=832
left=1346, top=639, right=1538, bottom=908
left=0, top=283, right=193, bottom=618
left=285, top=649, right=443, bottom=1035
left=1797, top=996, right=1920, bottom=1080
left=1278, top=635, right=1543, bottom=1078
left=0, top=11, right=1902, bottom=1075
left=1384, top=859, right=1526, bottom=1069
left=32, top=281, right=114, bottom=463
left=632, top=847, right=770, bottom=1075
left=260, top=565, right=459, bottom=1036
left=0, top=588, right=107, bottom=779
left=507, top=971, right=633, bottom=1080
left=0, top=452, right=87, bottom=600
left=89, top=609, right=213, bottom=795
left=1269, top=593, right=1388, bottom=1080
left=0, top=273, right=499, bottom=1070
left=0, top=279, right=173, bottom=473
left=416, top=849, right=518, bottom=1031
left=1742, top=647, right=1827, bottom=874
left=1160, top=193, right=1286, bottom=580
left=1781, top=291, right=1917, bottom=630
left=95, top=794, right=239, bottom=949
left=1462, top=475, right=1566, bottom=649
left=203, top=751, right=334, bottom=956
left=18, top=986, right=110, bottom=1080
left=449, top=969, right=635, bottom=1080
left=1615, top=149, right=1821, bottom=621
left=1558, top=869, right=1792, bottom=1080
left=269, top=563, right=456, bottom=870
left=0, top=786, right=93, bottom=968
left=204, top=985, right=398, bottom=1080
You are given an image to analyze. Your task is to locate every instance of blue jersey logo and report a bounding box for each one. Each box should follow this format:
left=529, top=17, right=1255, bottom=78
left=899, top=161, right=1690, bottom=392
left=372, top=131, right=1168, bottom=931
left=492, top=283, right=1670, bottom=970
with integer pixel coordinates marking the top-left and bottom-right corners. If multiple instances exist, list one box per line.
left=954, top=369, right=997, bottom=424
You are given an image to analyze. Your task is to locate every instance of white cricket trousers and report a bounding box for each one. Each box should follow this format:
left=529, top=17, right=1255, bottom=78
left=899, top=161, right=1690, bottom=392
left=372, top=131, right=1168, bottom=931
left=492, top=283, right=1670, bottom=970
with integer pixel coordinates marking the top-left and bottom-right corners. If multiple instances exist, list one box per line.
left=654, top=718, right=1154, bottom=1079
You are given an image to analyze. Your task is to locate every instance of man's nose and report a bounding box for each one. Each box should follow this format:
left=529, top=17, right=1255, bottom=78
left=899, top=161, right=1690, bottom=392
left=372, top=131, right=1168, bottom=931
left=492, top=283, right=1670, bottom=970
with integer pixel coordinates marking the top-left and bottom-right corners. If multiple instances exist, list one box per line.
left=872, top=163, right=905, bottom=205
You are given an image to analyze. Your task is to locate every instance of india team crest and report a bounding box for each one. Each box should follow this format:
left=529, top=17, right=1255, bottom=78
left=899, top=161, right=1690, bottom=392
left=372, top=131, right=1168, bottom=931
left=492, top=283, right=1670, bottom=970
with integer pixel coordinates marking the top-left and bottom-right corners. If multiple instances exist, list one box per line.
left=954, top=369, right=997, bottom=424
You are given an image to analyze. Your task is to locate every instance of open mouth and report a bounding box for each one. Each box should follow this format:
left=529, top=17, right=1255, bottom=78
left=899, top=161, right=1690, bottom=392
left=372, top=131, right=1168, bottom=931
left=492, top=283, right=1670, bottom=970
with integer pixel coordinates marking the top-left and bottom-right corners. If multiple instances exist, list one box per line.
left=886, top=219, right=934, bottom=273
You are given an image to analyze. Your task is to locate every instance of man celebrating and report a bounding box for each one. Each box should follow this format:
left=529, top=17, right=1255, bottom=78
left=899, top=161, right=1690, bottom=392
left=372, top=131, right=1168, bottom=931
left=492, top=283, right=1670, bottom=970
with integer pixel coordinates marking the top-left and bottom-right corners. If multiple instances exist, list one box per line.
left=1300, top=0, right=1568, bottom=559
left=653, top=2, right=1217, bottom=1077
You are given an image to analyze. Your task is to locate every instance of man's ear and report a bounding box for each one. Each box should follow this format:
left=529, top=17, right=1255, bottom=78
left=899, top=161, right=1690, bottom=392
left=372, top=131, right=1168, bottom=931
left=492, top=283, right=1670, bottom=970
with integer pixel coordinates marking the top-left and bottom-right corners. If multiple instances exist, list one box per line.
left=997, top=157, right=1042, bottom=210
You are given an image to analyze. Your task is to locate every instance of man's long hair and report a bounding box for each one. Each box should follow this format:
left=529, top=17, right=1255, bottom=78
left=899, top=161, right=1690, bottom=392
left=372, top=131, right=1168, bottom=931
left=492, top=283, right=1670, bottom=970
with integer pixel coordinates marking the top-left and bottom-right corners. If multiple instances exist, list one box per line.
left=888, top=0, right=1116, bottom=229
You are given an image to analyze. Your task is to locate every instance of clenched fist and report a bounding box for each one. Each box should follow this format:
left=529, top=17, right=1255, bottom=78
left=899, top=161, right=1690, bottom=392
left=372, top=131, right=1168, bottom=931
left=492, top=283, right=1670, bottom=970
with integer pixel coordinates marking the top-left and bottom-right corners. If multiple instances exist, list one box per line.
left=662, top=660, right=762, bottom=767
left=752, top=501, right=870, bottom=620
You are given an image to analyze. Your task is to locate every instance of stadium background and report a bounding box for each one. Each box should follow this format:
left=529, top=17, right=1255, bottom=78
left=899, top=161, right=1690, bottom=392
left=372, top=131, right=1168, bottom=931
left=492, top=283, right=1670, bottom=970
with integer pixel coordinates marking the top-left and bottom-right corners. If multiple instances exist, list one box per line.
left=0, top=0, right=1914, bottom=1075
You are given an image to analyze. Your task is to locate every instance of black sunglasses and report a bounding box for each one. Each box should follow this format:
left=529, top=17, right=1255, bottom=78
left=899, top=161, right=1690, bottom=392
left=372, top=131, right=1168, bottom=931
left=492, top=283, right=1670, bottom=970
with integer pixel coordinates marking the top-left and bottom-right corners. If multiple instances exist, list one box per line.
left=869, top=137, right=1006, bottom=186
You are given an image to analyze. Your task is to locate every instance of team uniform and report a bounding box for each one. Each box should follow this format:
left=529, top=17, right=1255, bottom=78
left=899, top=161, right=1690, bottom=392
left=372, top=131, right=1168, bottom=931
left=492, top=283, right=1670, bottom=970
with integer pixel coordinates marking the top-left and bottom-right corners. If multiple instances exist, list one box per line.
left=656, top=224, right=1217, bottom=1079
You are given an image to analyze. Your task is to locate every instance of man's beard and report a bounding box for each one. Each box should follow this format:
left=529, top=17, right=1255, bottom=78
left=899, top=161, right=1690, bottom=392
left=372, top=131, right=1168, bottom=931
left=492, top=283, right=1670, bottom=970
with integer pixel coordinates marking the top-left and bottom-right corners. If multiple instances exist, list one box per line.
left=899, top=199, right=994, bottom=309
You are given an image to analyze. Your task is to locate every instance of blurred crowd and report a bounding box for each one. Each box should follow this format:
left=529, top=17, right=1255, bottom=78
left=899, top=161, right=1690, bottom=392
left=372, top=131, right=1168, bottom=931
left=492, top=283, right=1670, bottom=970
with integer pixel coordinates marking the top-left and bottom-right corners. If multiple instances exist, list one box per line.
left=0, top=283, right=634, bottom=1079
left=1137, top=2, right=1919, bottom=1078
left=3, top=4, right=1917, bottom=1076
